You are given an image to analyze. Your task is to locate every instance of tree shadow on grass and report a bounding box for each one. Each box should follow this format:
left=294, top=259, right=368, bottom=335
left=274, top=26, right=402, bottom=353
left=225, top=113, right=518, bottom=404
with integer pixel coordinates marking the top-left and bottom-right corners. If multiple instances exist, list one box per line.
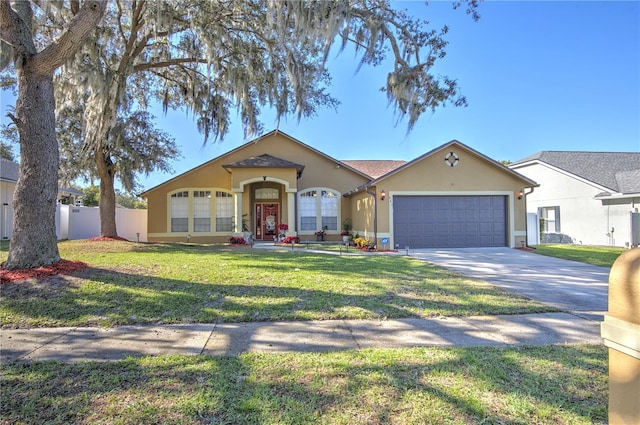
left=0, top=261, right=553, bottom=328
left=0, top=345, right=607, bottom=424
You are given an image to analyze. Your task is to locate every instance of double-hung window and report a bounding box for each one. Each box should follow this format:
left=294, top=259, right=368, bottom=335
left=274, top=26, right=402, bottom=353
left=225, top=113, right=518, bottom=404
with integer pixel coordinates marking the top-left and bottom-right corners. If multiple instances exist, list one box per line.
left=540, top=206, right=561, bottom=233
left=193, top=191, right=211, bottom=232
left=215, top=191, right=233, bottom=232
left=170, top=191, right=189, bottom=232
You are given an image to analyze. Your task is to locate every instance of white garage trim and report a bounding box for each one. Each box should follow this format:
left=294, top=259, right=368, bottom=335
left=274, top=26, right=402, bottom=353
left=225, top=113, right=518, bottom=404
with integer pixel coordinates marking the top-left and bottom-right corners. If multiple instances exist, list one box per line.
left=388, top=191, right=517, bottom=248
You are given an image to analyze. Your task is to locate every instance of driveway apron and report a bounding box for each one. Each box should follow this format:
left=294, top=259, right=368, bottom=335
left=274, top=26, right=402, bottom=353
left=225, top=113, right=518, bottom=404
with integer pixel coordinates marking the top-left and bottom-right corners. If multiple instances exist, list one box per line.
left=409, top=247, right=610, bottom=322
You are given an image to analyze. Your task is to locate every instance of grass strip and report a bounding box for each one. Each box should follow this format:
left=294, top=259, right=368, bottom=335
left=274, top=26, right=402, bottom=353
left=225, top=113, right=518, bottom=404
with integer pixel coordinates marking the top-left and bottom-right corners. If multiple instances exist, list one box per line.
left=0, top=344, right=607, bottom=425
left=532, top=244, right=627, bottom=267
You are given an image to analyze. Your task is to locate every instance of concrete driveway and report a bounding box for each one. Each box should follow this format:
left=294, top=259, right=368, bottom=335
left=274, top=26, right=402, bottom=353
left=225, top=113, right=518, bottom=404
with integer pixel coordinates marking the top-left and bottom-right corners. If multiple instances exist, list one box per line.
left=409, top=247, right=610, bottom=322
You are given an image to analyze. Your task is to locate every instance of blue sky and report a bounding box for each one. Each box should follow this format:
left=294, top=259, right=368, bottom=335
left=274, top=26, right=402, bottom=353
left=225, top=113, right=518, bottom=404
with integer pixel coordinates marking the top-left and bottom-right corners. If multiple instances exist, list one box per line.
left=144, top=0, right=639, bottom=191
left=2, top=1, right=639, bottom=193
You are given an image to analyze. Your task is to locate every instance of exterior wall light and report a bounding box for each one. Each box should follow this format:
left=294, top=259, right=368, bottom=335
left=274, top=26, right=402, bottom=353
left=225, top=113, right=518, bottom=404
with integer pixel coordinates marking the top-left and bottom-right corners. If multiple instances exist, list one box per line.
left=380, top=190, right=386, bottom=201
left=516, top=190, right=524, bottom=200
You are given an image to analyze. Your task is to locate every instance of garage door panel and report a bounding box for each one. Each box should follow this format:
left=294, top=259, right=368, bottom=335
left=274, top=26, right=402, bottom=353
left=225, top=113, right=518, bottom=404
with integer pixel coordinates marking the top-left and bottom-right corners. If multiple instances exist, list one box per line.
left=393, top=195, right=507, bottom=248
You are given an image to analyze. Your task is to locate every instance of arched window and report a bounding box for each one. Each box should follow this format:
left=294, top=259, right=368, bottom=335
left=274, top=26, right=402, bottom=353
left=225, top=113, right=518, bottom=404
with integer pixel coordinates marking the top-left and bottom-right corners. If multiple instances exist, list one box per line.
left=298, top=188, right=339, bottom=232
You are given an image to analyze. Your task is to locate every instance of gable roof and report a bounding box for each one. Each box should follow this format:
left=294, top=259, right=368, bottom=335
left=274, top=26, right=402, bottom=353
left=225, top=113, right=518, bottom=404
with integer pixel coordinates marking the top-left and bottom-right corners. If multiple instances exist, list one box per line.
left=139, top=130, right=371, bottom=196
left=511, top=151, right=640, bottom=193
left=344, top=140, right=538, bottom=196
left=340, top=160, right=407, bottom=179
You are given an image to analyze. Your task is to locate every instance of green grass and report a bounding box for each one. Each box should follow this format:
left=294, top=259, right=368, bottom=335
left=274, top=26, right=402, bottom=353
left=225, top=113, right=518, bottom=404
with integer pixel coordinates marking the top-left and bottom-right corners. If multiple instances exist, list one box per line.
left=0, top=344, right=607, bottom=424
left=0, top=240, right=557, bottom=328
left=532, top=244, right=628, bottom=267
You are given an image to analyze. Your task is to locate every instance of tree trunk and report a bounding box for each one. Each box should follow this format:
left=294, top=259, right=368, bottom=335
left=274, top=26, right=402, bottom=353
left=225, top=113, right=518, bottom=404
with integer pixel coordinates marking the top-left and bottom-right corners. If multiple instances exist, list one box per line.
left=95, top=148, right=118, bottom=238
left=3, top=71, right=60, bottom=269
left=0, top=0, right=107, bottom=269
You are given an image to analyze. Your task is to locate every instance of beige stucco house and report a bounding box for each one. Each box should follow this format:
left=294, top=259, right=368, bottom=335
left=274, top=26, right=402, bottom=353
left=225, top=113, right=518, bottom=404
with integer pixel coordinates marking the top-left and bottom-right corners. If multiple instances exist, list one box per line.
left=140, top=130, right=537, bottom=248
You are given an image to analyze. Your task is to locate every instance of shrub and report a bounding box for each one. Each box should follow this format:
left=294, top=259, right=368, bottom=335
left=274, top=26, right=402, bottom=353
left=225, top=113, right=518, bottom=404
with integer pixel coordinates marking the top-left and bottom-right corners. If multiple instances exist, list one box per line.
left=229, top=236, right=246, bottom=245
left=282, top=236, right=300, bottom=244
left=353, top=237, right=371, bottom=248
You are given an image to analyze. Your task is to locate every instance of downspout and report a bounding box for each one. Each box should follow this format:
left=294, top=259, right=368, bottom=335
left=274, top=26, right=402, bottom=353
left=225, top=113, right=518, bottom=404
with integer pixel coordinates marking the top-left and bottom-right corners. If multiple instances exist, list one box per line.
left=365, top=186, right=377, bottom=249
left=523, top=187, right=535, bottom=248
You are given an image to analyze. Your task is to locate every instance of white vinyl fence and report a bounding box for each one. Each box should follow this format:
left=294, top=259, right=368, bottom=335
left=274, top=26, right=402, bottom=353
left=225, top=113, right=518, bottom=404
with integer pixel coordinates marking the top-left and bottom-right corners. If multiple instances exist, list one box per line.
left=56, top=204, right=147, bottom=242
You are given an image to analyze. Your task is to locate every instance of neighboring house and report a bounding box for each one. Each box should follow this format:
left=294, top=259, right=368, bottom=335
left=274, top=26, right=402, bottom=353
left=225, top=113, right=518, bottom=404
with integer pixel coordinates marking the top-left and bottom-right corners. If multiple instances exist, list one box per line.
left=510, top=151, right=640, bottom=247
left=1, top=158, right=85, bottom=240
left=141, top=130, right=537, bottom=249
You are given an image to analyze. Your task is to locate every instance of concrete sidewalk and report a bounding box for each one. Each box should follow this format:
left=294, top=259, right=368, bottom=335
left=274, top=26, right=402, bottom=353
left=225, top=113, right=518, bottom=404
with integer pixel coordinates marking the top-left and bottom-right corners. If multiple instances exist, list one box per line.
left=1, top=312, right=602, bottom=363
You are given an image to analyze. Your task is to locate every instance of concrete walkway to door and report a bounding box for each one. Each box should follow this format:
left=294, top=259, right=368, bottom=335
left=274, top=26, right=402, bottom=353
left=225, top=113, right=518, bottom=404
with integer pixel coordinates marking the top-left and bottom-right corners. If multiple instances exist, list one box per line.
left=409, top=247, right=610, bottom=322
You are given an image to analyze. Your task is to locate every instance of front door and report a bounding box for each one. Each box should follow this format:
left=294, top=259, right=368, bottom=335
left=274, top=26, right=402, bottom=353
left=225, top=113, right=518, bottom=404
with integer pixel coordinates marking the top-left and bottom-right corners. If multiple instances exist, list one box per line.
left=255, top=203, right=279, bottom=240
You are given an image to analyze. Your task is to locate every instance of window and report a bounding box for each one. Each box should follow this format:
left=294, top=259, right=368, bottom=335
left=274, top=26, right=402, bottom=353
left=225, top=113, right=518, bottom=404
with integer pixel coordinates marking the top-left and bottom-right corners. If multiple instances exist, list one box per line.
left=193, top=191, right=211, bottom=232
left=255, top=188, right=279, bottom=199
left=298, top=188, right=339, bottom=232
left=320, top=190, right=338, bottom=230
left=299, top=190, right=317, bottom=231
left=216, top=191, right=233, bottom=232
left=170, top=191, right=189, bottom=232
left=540, top=206, right=561, bottom=233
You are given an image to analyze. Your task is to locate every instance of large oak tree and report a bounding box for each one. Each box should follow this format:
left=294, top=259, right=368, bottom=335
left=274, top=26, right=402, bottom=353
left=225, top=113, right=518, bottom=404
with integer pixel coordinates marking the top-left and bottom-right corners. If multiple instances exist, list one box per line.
left=0, top=0, right=107, bottom=269
left=1, top=0, right=477, bottom=268
left=35, top=0, right=477, bottom=239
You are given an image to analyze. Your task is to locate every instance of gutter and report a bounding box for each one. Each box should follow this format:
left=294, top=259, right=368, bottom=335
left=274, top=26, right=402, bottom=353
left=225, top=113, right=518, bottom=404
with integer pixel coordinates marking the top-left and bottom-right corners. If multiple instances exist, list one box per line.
left=365, top=186, right=378, bottom=249
left=523, top=187, right=535, bottom=248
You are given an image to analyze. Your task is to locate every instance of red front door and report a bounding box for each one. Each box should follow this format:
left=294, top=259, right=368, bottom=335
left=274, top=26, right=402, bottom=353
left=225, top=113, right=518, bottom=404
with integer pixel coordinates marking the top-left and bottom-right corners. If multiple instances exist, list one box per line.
left=255, top=203, right=279, bottom=240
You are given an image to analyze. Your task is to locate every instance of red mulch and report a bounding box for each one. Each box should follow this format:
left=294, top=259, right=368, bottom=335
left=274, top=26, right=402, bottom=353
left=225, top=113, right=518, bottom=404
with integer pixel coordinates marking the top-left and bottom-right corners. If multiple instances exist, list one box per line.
left=88, top=236, right=129, bottom=241
left=0, top=259, right=88, bottom=284
left=515, top=247, right=533, bottom=252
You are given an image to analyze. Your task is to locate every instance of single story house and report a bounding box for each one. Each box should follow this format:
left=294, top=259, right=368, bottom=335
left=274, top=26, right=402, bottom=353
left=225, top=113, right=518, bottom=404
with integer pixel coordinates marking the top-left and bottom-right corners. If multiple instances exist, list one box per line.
left=510, top=151, right=640, bottom=247
left=141, top=131, right=536, bottom=249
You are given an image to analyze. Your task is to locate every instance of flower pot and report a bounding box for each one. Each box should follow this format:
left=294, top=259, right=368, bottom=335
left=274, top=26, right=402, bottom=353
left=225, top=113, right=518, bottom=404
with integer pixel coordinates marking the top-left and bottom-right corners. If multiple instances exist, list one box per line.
left=342, top=235, right=349, bottom=243
left=316, top=235, right=323, bottom=241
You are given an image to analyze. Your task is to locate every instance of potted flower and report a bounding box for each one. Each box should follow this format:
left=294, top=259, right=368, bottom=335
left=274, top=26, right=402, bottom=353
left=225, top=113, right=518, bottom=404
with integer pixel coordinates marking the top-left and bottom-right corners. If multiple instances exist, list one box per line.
left=340, top=230, right=351, bottom=243
left=314, top=230, right=326, bottom=241
left=278, top=223, right=288, bottom=241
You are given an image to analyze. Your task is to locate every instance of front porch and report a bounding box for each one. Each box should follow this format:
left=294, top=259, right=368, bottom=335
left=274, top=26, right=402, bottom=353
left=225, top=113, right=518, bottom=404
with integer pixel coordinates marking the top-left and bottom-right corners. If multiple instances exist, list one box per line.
left=225, top=154, right=302, bottom=241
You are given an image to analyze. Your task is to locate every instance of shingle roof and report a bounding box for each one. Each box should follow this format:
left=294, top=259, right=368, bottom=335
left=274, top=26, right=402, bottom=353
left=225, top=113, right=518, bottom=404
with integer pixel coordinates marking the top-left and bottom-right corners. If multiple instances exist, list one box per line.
left=511, top=151, right=640, bottom=193
left=0, top=158, right=19, bottom=182
left=223, top=154, right=305, bottom=173
left=614, top=169, right=640, bottom=194
left=340, top=160, right=406, bottom=179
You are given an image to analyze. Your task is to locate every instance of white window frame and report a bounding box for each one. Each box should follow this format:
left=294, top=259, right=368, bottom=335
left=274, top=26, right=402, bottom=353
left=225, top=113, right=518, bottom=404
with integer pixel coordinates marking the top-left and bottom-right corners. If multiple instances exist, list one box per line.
left=170, top=191, right=189, bottom=232
left=193, top=190, right=212, bottom=232
left=167, top=188, right=233, bottom=235
left=215, top=191, right=234, bottom=232
left=297, top=188, right=340, bottom=235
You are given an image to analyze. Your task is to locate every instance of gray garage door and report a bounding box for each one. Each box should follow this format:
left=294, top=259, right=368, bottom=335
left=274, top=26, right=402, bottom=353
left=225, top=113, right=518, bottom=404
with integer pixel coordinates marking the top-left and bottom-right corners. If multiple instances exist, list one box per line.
left=393, top=195, right=507, bottom=248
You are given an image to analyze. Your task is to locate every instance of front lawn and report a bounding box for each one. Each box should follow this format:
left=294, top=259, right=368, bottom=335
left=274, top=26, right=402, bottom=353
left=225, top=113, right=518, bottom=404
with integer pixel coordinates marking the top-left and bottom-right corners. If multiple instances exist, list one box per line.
left=0, top=344, right=607, bottom=424
left=0, top=240, right=556, bottom=328
left=532, top=244, right=628, bottom=267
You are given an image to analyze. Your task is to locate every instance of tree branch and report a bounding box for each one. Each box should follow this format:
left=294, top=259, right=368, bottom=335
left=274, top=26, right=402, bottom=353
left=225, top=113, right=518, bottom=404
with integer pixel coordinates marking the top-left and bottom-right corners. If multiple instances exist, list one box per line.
left=0, top=1, right=37, bottom=60
left=134, top=57, right=210, bottom=72
left=34, top=0, right=108, bottom=75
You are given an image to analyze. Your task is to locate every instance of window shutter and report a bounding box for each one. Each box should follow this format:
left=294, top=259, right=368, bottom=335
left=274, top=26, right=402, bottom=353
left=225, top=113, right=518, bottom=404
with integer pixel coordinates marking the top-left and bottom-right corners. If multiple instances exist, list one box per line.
left=554, top=206, right=561, bottom=232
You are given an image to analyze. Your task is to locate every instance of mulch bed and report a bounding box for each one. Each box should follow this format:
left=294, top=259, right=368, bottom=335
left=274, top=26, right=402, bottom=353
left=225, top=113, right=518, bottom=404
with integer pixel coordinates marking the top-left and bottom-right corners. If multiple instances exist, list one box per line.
left=0, top=259, right=88, bottom=284
left=88, top=236, right=129, bottom=242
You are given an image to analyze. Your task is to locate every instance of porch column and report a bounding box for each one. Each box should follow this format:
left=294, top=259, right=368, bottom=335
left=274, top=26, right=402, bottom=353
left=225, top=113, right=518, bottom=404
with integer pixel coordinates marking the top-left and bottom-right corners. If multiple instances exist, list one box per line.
left=287, top=191, right=296, bottom=233
left=233, top=190, right=243, bottom=233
